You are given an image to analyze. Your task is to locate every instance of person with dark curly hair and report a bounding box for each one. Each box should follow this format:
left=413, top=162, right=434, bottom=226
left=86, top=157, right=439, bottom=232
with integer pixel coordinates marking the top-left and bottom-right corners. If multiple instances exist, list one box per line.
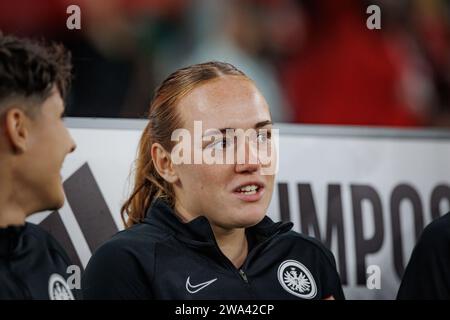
left=0, top=32, right=77, bottom=300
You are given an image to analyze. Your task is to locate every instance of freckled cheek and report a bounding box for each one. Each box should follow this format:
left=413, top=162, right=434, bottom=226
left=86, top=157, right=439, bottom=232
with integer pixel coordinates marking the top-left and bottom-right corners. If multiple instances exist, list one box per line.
left=267, top=175, right=275, bottom=186
left=195, top=164, right=231, bottom=195
left=264, top=176, right=275, bottom=195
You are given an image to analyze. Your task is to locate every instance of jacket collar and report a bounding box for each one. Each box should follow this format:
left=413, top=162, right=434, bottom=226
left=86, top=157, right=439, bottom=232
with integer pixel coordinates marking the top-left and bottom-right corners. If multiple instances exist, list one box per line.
left=0, top=223, right=27, bottom=257
left=143, top=198, right=293, bottom=246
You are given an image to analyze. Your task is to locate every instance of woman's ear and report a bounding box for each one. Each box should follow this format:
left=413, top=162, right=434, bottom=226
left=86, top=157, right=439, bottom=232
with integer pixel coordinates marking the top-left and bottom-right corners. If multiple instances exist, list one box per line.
left=4, top=107, right=29, bottom=153
left=151, top=142, right=179, bottom=184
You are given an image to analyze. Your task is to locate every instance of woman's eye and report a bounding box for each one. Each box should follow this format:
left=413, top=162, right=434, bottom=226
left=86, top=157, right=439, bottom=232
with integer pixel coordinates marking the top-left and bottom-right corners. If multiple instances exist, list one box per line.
left=208, top=137, right=232, bottom=150
left=257, top=134, right=266, bottom=143
left=257, top=131, right=271, bottom=143
left=217, top=137, right=231, bottom=149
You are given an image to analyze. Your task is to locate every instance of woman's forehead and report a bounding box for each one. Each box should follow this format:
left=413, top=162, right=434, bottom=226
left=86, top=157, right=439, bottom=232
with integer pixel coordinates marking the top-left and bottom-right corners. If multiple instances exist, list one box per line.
left=178, top=76, right=271, bottom=130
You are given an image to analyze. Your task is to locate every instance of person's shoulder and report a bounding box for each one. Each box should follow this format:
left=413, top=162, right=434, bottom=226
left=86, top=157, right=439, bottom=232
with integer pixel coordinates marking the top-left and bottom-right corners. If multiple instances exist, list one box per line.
left=111, top=220, right=172, bottom=244
left=397, top=213, right=450, bottom=300
left=83, top=222, right=172, bottom=285
left=23, top=222, right=52, bottom=240
left=406, top=212, right=450, bottom=264
left=280, top=229, right=331, bottom=254
left=90, top=221, right=172, bottom=259
left=424, top=212, right=450, bottom=234
left=23, top=222, right=72, bottom=265
left=24, top=222, right=64, bottom=250
left=417, top=212, right=450, bottom=248
left=278, top=230, right=337, bottom=267
left=82, top=223, right=165, bottom=299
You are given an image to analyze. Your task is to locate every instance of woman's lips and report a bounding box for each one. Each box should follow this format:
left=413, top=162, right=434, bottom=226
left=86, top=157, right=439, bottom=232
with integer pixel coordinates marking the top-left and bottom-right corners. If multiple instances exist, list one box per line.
left=233, top=186, right=265, bottom=202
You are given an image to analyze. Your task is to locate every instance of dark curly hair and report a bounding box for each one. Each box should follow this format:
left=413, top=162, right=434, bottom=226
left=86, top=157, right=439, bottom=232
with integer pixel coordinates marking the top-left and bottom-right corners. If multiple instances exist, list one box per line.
left=0, top=32, right=72, bottom=113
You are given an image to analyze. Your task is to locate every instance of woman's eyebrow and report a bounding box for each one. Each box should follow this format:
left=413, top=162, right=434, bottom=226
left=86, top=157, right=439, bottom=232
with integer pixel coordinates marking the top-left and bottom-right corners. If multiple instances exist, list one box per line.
left=202, top=120, right=273, bottom=137
left=255, top=120, right=273, bottom=129
left=218, top=120, right=273, bottom=131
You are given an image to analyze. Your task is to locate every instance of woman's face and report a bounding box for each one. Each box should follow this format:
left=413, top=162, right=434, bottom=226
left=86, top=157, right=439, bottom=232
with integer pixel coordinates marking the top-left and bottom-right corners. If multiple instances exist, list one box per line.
left=172, top=76, right=276, bottom=229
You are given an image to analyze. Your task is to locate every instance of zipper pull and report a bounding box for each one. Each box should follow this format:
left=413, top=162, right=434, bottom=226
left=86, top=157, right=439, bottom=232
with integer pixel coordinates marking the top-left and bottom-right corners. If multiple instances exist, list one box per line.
left=239, top=269, right=249, bottom=283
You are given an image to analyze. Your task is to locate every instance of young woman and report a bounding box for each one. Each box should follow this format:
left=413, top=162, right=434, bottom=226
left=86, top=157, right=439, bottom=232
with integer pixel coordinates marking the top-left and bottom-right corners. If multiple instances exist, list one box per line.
left=0, top=33, right=77, bottom=300
left=82, top=61, right=344, bottom=300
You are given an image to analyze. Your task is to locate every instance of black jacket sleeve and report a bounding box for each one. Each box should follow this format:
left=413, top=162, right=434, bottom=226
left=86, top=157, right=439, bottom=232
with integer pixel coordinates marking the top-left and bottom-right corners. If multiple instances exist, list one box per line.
left=82, top=240, right=154, bottom=300
left=320, top=246, right=346, bottom=300
left=397, top=213, right=450, bottom=300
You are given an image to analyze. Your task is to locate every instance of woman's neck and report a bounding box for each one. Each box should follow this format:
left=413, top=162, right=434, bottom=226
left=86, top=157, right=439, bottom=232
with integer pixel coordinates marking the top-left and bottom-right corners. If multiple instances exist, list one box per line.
left=211, top=225, right=248, bottom=269
left=0, top=202, right=26, bottom=228
left=0, top=182, right=27, bottom=228
left=174, top=201, right=249, bottom=268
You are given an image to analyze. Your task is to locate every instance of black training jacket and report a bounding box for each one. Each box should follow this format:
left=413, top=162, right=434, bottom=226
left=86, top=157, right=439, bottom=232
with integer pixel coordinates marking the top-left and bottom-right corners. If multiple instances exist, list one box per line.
left=82, top=199, right=345, bottom=300
left=0, top=223, right=76, bottom=300
left=397, top=212, right=450, bottom=300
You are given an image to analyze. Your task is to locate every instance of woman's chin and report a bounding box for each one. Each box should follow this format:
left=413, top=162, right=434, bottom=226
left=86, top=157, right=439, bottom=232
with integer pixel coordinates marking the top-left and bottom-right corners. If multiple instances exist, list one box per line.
left=45, top=186, right=66, bottom=211
left=233, top=210, right=266, bottom=228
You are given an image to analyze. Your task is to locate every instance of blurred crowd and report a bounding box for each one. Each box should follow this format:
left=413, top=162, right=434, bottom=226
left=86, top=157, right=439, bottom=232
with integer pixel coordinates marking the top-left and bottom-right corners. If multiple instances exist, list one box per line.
left=0, top=0, right=449, bottom=127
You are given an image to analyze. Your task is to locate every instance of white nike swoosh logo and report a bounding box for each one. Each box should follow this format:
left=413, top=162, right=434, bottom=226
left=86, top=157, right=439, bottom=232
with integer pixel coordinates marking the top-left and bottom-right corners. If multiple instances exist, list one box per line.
left=186, top=276, right=218, bottom=294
